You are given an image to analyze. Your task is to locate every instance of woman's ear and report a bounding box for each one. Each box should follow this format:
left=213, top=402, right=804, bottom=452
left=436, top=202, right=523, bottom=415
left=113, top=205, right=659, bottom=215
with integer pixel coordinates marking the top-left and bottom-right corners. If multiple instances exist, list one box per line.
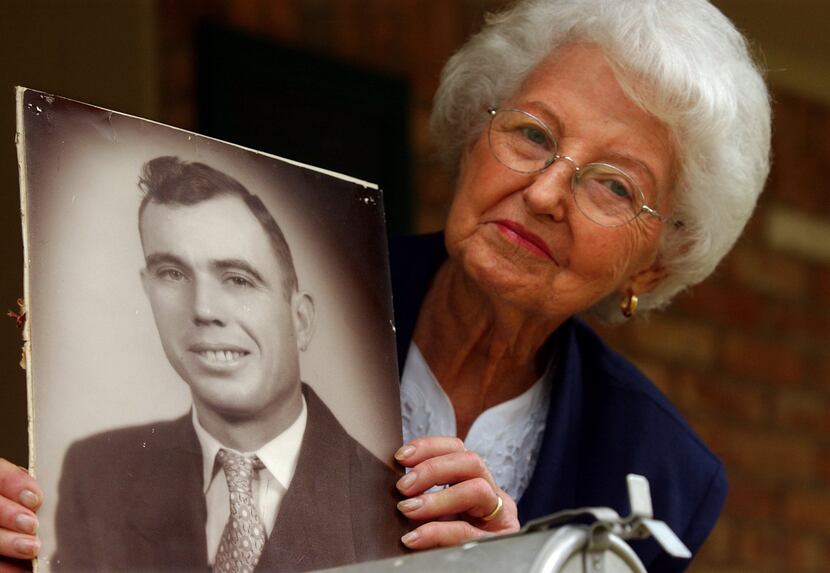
left=622, top=260, right=669, bottom=297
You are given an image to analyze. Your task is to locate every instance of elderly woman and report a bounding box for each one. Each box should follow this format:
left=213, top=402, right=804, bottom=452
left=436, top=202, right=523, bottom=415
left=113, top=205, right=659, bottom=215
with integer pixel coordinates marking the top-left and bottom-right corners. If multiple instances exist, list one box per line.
left=0, top=0, right=769, bottom=571
left=387, top=0, right=769, bottom=569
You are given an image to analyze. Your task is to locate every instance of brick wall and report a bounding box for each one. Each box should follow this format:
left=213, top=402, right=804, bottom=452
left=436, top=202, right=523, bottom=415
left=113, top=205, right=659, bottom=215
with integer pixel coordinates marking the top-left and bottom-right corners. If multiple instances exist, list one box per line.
left=156, top=2, right=829, bottom=571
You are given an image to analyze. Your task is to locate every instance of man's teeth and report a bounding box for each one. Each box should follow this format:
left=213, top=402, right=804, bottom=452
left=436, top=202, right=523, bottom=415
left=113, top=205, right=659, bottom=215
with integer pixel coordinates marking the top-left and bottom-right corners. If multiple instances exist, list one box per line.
left=199, top=350, right=243, bottom=363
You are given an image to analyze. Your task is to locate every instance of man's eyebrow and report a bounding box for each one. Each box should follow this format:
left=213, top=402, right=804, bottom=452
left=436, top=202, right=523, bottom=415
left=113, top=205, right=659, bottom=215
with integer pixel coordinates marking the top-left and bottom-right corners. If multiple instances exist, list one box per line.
left=145, top=252, right=188, bottom=269
left=212, top=258, right=267, bottom=285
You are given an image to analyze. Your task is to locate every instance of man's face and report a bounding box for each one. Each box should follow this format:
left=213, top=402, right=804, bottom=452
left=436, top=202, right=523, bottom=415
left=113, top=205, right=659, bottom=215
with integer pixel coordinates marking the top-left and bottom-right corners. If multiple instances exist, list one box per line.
left=139, top=195, right=312, bottom=425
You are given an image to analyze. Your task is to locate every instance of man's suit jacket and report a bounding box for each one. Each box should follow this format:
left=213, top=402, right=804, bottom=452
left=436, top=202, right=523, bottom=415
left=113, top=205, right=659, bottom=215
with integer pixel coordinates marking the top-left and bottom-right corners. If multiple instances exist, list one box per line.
left=52, top=385, right=405, bottom=572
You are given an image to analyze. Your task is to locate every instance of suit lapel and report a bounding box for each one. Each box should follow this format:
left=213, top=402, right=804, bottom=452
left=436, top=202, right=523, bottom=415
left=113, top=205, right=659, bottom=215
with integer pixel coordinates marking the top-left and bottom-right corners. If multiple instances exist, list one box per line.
left=255, top=385, right=357, bottom=572
left=124, top=414, right=208, bottom=570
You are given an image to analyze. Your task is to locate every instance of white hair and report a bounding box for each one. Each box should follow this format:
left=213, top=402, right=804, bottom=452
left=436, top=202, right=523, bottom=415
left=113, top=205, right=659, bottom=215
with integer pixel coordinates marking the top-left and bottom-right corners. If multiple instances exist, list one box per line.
left=431, top=0, right=771, bottom=322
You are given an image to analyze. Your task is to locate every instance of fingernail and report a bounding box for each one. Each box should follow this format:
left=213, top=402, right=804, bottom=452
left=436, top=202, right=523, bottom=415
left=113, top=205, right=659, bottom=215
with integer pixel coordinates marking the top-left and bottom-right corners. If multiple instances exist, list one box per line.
left=397, top=497, right=424, bottom=512
left=395, top=444, right=416, bottom=460
left=396, top=472, right=417, bottom=490
left=15, top=514, right=38, bottom=534
left=13, top=537, right=40, bottom=557
left=401, top=531, right=420, bottom=546
left=19, top=489, right=39, bottom=509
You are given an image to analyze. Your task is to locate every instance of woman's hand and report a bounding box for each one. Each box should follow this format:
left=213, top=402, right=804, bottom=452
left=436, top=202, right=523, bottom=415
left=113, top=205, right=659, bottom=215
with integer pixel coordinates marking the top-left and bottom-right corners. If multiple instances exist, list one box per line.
left=0, top=458, right=41, bottom=563
left=394, top=436, right=520, bottom=550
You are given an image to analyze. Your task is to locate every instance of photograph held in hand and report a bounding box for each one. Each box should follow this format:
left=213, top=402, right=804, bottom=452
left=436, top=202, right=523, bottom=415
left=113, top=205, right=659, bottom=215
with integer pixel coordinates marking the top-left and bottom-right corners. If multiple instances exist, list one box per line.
left=17, top=89, right=405, bottom=573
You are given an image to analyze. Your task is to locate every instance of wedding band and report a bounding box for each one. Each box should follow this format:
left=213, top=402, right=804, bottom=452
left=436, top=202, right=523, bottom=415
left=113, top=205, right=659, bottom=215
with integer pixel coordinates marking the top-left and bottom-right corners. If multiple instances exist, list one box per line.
left=482, top=494, right=503, bottom=522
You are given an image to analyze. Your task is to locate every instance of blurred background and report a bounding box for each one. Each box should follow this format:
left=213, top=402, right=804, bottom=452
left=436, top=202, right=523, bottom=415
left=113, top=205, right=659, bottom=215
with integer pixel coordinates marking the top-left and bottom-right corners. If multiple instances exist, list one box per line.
left=0, top=1, right=828, bottom=571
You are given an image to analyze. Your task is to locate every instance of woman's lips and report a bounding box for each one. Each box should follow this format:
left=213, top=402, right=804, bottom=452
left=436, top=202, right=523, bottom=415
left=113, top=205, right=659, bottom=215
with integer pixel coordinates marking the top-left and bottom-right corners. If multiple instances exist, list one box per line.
left=493, top=220, right=558, bottom=264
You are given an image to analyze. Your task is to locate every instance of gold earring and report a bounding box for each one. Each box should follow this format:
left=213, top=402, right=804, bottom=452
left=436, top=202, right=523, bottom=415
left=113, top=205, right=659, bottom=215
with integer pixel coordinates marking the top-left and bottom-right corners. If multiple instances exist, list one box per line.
left=621, top=293, right=638, bottom=318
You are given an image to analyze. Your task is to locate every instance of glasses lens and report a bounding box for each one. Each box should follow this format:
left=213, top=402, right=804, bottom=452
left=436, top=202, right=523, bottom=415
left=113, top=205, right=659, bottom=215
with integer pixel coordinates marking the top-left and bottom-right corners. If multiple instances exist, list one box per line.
left=488, top=110, right=556, bottom=173
left=573, top=164, right=644, bottom=227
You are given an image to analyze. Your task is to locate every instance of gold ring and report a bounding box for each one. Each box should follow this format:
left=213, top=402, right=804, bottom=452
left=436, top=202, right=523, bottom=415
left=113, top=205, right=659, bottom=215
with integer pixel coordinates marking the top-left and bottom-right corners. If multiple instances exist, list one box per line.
left=482, top=495, right=503, bottom=522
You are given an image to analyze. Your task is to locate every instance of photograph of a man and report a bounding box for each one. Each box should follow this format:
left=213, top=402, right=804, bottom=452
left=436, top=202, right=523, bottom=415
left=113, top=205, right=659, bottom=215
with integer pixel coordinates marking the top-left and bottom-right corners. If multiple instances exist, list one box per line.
left=50, top=157, right=405, bottom=572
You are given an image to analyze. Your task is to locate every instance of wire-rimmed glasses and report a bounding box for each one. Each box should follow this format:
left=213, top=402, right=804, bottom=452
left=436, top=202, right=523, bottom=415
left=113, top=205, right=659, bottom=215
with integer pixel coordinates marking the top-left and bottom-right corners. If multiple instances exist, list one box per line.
left=487, top=108, right=681, bottom=229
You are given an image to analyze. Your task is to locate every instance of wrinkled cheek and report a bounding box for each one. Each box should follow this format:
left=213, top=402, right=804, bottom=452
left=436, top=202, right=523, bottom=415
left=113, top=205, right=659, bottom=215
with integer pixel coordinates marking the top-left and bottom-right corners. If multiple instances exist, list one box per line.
left=444, top=193, right=474, bottom=242
left=610, top=234, right=640, bottom=280
left=600, top=231, right=658, bottom=292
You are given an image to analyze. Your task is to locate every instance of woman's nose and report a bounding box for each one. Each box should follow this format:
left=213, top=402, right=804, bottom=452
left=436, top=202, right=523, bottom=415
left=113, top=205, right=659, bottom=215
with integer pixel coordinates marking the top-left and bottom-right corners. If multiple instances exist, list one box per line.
left=522, top=158, right=576, bottom=221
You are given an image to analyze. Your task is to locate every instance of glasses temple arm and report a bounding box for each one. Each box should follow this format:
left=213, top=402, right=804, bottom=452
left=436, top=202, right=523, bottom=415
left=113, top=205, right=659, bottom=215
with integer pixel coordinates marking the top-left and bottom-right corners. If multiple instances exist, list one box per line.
left=642, top=205, right=685, bottom=229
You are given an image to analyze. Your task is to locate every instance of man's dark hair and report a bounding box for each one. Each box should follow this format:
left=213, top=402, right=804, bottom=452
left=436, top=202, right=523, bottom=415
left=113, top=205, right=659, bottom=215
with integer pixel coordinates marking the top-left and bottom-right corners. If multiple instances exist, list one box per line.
left=138, top=156, right=299, bottom=297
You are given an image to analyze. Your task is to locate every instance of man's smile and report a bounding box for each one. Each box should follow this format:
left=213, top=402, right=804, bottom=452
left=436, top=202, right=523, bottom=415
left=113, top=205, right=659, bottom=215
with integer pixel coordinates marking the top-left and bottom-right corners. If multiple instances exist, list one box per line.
left=189, top=343, right=251, bottom=370
left=197, top=349, right=247, bottom=363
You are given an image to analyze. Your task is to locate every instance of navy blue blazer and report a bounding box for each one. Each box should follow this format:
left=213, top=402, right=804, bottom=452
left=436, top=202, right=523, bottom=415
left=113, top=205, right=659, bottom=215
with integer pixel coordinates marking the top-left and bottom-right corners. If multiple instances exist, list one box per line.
left=389, top=233, right=727, bottom=573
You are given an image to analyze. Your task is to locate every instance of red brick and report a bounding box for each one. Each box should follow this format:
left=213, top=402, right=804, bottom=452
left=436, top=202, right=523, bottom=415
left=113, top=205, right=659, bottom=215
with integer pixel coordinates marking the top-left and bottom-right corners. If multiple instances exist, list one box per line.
left=721, top=334, right=805, bottom=386
left=774, top=390, right=830, bottom=435
left=707, top=426, right=818, bottom=484
left=688, top=558, right=758, bottom=573
left=817, top=268, right=830, bottom=308
left=732, top=526, right=784, bottom=572
left=740, top=202, right=766, bottom=242
left=664, top=371, right=769, bottom=426
left=401, top=0, right=465, bottom=102
left=784, top=489, right=830, bottom=532
left=783, top=535, right=829, bottom=573
left=162, top=102, right=196, bottom=131
left=330, top=0, right=407, bottom=74
left=264, top=1, right=300, bottom=43
left=416, top=163, right=454, bottom=208
left=675, top=281, right=764, bottom=329
left=228, top=0, right=269, bottom=34
left=818, top=357, right=830, bottom=393
left=163, top=46, right=195, bottom=100
left=765, top=302, right=830, bottom=346
left=728, top=245, right=810, bottom=299
left=817, top=446, right=830, bottom=484
left=369, top=0, right=408, bottom=74
left=768, top=90, right=830, bottom=213
left=332, top=0, right=369, bottom=65
left=413, top=164, right=453, bottom=232
left=723, top=477, right=778, bottom=521
left=623, top=316, right=717, bottom=367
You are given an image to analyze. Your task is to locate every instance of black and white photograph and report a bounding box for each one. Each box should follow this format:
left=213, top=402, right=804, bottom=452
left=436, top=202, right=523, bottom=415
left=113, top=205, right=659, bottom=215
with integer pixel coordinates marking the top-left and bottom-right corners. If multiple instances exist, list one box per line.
left=17, top=87, right=405, bottom=572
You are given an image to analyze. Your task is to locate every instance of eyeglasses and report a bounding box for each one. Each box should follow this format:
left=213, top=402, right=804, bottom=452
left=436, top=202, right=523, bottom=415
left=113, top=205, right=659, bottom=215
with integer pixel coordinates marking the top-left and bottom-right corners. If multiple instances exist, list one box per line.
left=487, top=108, right=682, bottom=229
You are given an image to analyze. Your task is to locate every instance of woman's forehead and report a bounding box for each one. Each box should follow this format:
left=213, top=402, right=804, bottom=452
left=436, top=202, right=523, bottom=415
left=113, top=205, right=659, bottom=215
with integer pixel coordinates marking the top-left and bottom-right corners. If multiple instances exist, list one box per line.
left=510, top=43, right=676, bottom=199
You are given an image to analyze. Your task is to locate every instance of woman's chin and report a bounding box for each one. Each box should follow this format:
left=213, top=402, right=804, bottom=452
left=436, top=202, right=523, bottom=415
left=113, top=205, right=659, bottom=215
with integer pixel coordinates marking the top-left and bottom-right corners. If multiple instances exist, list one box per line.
left=458, top=252, right=553, bottom=312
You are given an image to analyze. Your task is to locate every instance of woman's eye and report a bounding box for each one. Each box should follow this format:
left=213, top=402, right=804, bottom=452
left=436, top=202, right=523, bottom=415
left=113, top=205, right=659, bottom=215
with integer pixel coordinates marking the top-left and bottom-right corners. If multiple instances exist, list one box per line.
left=603, top=179, right=632, bottom=200
left=519, top=126, right=548, bottom=146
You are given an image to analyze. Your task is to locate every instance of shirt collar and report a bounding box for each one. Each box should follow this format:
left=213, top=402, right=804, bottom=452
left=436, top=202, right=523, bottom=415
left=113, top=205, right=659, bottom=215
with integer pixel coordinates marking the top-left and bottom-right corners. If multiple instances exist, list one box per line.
left=192, top=397, right=308, bottom=494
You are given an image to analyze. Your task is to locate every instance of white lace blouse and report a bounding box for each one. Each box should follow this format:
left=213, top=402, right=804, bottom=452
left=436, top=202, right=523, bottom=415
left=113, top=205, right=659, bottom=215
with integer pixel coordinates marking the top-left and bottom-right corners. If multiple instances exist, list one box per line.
left=400, top=342, right=553, bottom=500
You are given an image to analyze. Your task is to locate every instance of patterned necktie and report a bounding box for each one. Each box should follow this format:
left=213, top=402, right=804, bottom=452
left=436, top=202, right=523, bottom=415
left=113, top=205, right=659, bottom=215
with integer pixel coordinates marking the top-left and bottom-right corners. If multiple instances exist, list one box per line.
left=213, top=449, right=267, bottom=573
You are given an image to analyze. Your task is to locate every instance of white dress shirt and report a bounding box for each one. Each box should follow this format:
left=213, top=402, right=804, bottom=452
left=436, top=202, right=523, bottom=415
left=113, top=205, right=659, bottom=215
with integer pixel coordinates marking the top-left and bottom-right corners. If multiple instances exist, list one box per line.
left=401, top=343, right=552, bottom=500
left=192, top=398, right=307, bottom=565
